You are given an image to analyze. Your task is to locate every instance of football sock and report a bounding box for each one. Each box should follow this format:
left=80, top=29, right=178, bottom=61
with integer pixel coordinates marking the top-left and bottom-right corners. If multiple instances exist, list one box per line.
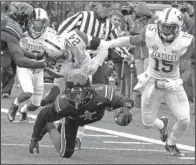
left=153, top=118, right=164, bottom=130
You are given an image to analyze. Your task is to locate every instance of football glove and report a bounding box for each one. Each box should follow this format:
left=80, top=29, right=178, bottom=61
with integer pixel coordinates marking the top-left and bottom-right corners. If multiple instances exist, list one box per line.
left=164, top=78, right=183, bottom=91
left=114, top=106, right=132, bottom=126
left=29, top=139, right=39, bottom=154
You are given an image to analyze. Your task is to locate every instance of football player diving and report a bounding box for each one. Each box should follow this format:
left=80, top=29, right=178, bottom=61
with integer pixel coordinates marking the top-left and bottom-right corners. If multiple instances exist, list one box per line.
left=109, top=7, right=195, bottom=157
left=29, top=71, right=134, bottom=158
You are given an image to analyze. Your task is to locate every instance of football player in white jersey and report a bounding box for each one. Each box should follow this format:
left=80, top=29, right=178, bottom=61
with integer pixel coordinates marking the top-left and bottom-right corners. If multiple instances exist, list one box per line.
left=38, top=28, right=110, bottom=149
left=109, top=7, right=195, bottom=157
left=8, top=8, right=57, bottom=122
left=39, top=28, right=110, bottom=105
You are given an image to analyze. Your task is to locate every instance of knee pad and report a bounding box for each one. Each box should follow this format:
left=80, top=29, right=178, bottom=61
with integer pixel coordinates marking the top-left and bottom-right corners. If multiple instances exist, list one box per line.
left=142, top=113, right=156, bottom=126
left=27, top=103, right=39, bottom=111
left=177, top=118, right=190, bottom=130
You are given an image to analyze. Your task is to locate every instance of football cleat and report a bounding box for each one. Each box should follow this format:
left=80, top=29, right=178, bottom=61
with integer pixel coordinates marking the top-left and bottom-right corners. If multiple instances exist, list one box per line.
left=165, top=142, right=185, bottom=157
left=20, top=112, right=28, bottom=122
left=75, top=138, right=81, bottom=150
left=159, top=116, right=168, bottom=142
left=7, top=103, right=19, bottom=122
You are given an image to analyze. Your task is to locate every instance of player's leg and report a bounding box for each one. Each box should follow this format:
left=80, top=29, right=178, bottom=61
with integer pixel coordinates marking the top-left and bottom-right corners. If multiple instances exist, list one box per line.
left=20, top=70, right=44, bottom=121
left=47, top=117, right=78, bottom=158
left=164, top=86, right=190, bottom=157
left=8, top=67, right=33, bottom=122
left=40, top=78, right=61, bottom=106
left=141, top=79, right=168, bottom=142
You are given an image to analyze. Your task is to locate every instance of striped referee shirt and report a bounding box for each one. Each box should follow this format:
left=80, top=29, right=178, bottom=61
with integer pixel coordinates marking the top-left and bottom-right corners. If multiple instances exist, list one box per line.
left=58, top=10, right=132, bottom=59
left=58, top=11, right=118, bottom=41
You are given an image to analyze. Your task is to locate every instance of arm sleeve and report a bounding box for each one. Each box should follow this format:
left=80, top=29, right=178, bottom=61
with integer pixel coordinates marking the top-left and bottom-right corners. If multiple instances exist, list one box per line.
left=1, top=31, right=45, bottom=69
left=58, top=12, right=83, bottom=35
left=91, top=39, right=110, bottom=66
left=32, top=103, right=60, bottom=141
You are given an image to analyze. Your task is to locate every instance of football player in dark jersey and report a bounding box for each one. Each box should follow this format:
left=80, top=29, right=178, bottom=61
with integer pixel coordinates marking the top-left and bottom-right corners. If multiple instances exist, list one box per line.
left=29, top=71, right=134, bottom=158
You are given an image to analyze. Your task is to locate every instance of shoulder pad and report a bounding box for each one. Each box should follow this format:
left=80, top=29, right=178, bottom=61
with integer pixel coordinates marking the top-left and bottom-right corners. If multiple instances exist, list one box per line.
left=92, top=84, right=114, bottom=100
left=3, top=20, right=23, bottom=40
left=55, top=93, right=70, bottom=113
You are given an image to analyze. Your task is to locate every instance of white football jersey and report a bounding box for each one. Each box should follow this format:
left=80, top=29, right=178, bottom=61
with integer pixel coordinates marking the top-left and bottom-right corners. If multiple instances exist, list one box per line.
left=144, top=24, right=193, bottom=80
left=20, top=27, right=57, bottom=57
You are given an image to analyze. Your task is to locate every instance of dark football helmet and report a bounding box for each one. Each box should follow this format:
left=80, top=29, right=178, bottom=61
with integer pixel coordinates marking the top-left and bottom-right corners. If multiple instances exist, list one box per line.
left=8, top=2, right=34, bottom=30
left=65, top=71, right=92, bottom=107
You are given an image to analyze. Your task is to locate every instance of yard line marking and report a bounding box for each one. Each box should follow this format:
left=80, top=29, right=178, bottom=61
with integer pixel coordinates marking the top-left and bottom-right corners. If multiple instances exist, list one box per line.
left=179, top=157, right=195, bottom=160
left=84, top=125, right=195, bottom=152
left=1, top=108, right=195, bottom=152
left=103, top=141, right=152, bottom=145
left=83, top=134, right=118, bottom=137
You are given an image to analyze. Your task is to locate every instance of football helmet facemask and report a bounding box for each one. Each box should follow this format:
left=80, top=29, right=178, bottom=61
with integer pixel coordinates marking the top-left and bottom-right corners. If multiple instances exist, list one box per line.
left=9, top=2, right=34, bottom=30
left=28, top=8, right=50, bottom=39
left=157, top=7, right=183, bottom=43
left=65, top=71, right=92, bottom=107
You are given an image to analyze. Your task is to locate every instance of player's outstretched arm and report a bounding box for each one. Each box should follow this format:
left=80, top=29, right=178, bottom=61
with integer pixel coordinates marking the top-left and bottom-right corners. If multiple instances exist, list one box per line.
left=109, top=26, right=147, bottom=49
left=1, top=31, right=46, bottom=69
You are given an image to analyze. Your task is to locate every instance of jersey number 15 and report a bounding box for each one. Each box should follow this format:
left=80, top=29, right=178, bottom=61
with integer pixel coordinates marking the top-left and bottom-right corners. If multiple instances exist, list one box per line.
left=154, top=58, right=173, bottom=72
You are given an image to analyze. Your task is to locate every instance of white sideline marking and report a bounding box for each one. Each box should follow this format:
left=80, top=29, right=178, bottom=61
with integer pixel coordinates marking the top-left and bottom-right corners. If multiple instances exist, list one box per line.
left=1, top=143, right=165, bottom=152
left=1, top=108, right=195, bottom=152
left=83, top=134, right=118, bottom=137
left=103, top=141, right=152, bottom=145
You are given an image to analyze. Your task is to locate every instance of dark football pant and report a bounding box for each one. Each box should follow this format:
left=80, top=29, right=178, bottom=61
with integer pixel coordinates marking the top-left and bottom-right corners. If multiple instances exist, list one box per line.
left=1, top=60, right=16, bottom=95
left=48, top=112, right=105, bottom=158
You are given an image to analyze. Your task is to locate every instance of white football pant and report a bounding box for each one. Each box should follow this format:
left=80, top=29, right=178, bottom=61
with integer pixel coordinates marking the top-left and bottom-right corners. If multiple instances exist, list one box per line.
left=17, top=67, right=44, bottom=106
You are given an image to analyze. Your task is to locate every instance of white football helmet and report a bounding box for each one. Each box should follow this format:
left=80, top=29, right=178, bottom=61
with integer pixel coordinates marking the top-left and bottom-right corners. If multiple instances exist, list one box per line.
left=43, top=35, right=72, bottom=62
left=157, top=7, right=183, bottom=42
left=28, top=8, right=50, bottom=38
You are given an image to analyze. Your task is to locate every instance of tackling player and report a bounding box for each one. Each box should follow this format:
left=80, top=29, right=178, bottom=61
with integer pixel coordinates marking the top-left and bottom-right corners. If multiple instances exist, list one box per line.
left=29, top=71, right=134, bottom=158
left=109, top=7, right=195, bottom=157
left=39, top=29, right=110, bottom=105
left=9, top=8, right=58, bottom=122
left=1, top=3, right=47, bottom=70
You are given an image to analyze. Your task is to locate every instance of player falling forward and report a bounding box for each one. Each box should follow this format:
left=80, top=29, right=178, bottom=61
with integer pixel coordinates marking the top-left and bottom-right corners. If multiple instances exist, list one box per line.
left=109, top=7, right=195, bottom=157
left=29, top=71, right=134, bottom=158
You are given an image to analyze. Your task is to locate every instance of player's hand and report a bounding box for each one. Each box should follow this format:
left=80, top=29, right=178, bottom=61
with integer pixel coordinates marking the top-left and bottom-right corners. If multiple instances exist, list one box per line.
left=164, top=78, right=183, bottom=91
left=29, top=139, right=39, bottom=154
left=83, top=63, right=99, bottom=75
left=114, top=106, right=132, bottom=126
left=36, top=51, right=47, bottom=61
